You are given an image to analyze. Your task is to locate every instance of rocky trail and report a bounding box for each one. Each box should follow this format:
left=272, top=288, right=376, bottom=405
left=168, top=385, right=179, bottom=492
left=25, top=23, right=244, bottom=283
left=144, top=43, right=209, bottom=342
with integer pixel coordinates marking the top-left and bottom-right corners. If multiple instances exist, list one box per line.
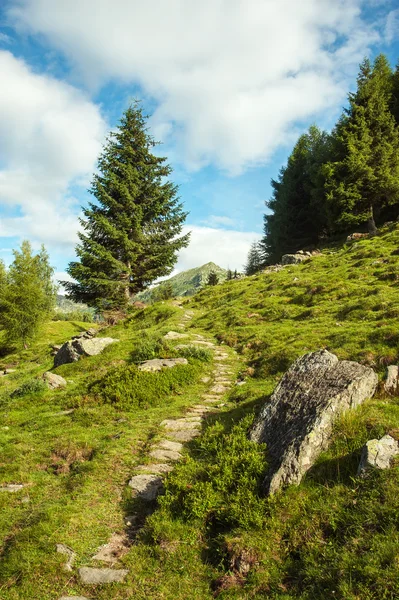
left=58, top=308, right=238, bottom=594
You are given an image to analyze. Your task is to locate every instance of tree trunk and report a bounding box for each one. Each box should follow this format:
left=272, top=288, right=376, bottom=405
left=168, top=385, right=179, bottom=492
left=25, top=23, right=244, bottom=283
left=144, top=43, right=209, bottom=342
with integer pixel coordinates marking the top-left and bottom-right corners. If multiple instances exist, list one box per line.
left=367, top=204, right=378, bottom=236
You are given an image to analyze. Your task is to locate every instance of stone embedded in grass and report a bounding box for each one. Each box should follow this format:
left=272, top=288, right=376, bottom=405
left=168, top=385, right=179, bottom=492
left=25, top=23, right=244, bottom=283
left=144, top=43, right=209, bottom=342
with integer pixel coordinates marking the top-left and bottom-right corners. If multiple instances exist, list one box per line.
left=201, top=376, right=211, bottom=383
left=150, top=449, right=182, bottom=462
left=54, top=337, right=118, bottom=367
left=160, top=419, right=200, bottom=431
left=43, top=372, right=67, bottom=390
left=0, top=484, right=25, bottom=492
left=128, top=474, right=164, bottom=501
left=59, top=596, right=90, bottom=600
left=166, top=429, right=200, bottom=442
left=250, top=350, right=378, bottom=494
left=138, top=358, right=188, bottom=372
left=163, top=331, right=188, bottom=340
left=92, top=532, right=129, bottom=564
left=78, top=567, right=128, bottom=584
left=157, top=439, right=183, bottom=452
left=384, top=365, right=399, bottom=395
left=358, top=435, right=399, bottom=475
left=56, top=543, right=76, bottom=571
left=135, top=463, right=174, bottom=474
left=210, top=384, right=231, bottom=394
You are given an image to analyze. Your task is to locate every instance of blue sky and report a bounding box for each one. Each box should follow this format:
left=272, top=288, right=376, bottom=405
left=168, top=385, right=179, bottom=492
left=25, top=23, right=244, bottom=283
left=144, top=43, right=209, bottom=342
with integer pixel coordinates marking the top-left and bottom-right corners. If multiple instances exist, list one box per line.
left=0, top=0, right=398, bottom=283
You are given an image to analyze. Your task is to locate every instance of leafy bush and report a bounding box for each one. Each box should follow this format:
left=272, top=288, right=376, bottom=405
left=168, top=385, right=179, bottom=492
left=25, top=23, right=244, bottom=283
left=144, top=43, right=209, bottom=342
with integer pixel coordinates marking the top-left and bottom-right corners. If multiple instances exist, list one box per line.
left=90, top=362, right=200, bottom=409
left=158, top=415, right=268, bottom=530
left=176, top=345, right=212, bottom=362
left=130, top=332, right=173, bottom=363
left=11, top=378, right=47, bottom=397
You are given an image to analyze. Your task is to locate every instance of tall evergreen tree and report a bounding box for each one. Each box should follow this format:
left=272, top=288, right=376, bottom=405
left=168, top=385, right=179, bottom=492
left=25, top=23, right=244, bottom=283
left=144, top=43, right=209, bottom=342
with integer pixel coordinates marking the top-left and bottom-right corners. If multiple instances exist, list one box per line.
left=0, top=241, right=57, bottom=347
left=207, top=271, right=219, bottom=286
left=261, top=125, right=332, bottom=264
left=244, top=241, right=263, bottom=275
left=391, top=60, right=399, bottom=126
left=324, top=55, right=399, bottom=232
left=64, top=104, right=190, bottom=310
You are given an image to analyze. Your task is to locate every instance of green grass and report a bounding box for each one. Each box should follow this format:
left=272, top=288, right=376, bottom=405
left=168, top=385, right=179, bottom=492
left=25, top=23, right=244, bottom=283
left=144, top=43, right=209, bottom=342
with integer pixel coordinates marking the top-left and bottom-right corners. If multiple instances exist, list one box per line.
left=2, top=226, right=399, bottom=599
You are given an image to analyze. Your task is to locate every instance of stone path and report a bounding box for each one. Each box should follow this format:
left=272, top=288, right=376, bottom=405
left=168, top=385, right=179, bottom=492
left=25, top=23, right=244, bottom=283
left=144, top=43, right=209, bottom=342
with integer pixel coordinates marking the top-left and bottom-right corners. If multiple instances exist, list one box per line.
left=64, top=308, right=237, bottom=591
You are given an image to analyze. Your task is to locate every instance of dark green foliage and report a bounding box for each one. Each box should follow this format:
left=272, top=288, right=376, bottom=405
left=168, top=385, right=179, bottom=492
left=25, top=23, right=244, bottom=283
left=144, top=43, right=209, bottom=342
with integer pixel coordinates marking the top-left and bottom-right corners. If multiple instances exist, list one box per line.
left=226, top=268, right=233, bottom=281
left=0, top=241, right=57, bottom=347
left=176, top=345, right=212, bottom=362
left=11, top=378, right=47, bottom=398
left=244, top=241, right=264, bottom=275
left=90, top=362, right=200, bottom=409
left=324, top=55, right=399, bottom=231
left=64, top=103, right=190, bottom=311
left=207, top=271, right=219, bottom=286
left=156, top=415, right=267, bottom=529
left=262, top=125, right=332, bottom=264
left=129, top=332, right=172, bottom=362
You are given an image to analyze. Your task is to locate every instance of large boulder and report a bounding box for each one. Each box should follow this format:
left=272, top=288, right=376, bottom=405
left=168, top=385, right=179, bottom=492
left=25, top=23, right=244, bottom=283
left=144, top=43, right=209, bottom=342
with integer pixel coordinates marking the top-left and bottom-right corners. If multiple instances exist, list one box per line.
left=281, top=253, right=308, bottom=265
left=54, top=337, right=118, bottom=367
left=358, top=435, right=399, bottom=475
left=249, top=350, right=378, bottom=494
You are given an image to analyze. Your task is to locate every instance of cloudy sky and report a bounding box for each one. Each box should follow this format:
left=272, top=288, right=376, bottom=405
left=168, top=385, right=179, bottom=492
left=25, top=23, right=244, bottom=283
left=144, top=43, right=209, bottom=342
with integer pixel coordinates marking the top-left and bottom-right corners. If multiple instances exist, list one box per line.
left=0, top=1, right=399, bottom=283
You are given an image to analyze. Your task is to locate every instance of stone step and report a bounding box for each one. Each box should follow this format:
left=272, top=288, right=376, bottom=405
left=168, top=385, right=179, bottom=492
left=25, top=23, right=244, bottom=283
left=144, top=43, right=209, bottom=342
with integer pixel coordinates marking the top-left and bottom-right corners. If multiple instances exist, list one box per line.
left=149, top=448, right=182, bottom=462
left=128, top=474, right=164, bottom=501
left=79, top=567, right=128, bottom=584
left=166, top=429, right=200, bottom=442
left=135, top=463, right=173, bottom=474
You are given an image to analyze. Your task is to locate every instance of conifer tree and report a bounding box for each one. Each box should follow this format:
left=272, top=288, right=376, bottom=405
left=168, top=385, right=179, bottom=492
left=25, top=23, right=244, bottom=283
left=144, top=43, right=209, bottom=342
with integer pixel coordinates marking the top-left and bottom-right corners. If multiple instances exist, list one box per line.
left=64, top=104, right=190, bottom=310
left=0, top=241, right=57, bottom=347
left=226, top=268, right=233, bottom=281
left=207, top=271, right=219, bottom=286
left=324, top=55, right=399, bottom=231
left=244, top=241, right=263, bottom=275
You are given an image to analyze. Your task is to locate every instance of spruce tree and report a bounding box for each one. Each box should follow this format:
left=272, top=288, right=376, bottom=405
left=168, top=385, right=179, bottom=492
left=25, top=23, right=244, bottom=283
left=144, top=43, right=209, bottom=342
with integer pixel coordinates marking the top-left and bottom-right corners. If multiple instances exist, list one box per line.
left=324, top=55, right=399, bottom=231
left=207, top=271, right=219, bottom=286
left=226, top=268, right=233, bottom=281
left=64, top=104, right=190, bottom=310
left=0, top=241, right=57, bottom=347
left=245, top=241, right=263, bottom=275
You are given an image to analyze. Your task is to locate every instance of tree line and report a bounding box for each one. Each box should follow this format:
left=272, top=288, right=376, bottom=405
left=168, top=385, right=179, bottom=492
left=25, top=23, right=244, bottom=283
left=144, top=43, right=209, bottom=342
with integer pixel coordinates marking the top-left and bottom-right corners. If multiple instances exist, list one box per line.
left=245, top=54, right=399, bottom=272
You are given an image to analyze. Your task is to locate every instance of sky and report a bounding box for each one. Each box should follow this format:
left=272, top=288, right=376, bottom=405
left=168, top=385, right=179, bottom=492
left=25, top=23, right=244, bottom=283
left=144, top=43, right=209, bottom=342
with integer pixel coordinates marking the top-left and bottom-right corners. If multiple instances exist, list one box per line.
left=0, top=0, right=399, bottom=287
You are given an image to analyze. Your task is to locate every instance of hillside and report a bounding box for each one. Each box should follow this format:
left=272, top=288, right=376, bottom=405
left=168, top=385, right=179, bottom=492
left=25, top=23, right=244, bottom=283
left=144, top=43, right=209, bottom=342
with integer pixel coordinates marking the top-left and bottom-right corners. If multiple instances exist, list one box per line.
left=137, top=262, right=227, bottom=302
left=1, top=225, right=399, bottom=599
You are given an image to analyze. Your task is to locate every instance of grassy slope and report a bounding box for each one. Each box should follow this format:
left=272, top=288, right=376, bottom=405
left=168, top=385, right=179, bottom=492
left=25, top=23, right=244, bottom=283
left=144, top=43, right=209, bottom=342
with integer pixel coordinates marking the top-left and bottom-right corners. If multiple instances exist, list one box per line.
left=1, top=226, right=399, bottom=599
left=0, top=305, right=236, bottom=600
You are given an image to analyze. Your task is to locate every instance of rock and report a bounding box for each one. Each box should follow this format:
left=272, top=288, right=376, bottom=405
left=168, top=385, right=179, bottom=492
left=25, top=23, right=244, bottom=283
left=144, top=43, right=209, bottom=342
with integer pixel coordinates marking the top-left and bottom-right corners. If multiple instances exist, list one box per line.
left=166, top=429, right=200, bottom=442
left=149, top=449, right=182, bottom=462
left=92, top=532, right=129, bottom=564
left=128, top=474, right=164, bottom=501
left=43, top=372, right=67, bottom=390
left=0, top=484, right=25, bottom=492
left=201, top=376, right=211, bottom=383
left=384, top=365, right=399, bottom=395
left=54, top=337, right=118, bottom=367
left=56, top=543, right=76, bottom=571
left=160, top=419, right=200, bottom=431
left=281, top=253, right=308, bottom=265
left=357, top=435, right=399, bottom=475
left=157, top=440, right=183, bottom=452
left=59, top=597, right=90, bottom=600
left=78, top=567, right=128, bottom=584
left=138, top=358, right=188, bottom=372
left=346, top=232, right=368, bottom=242
left=163, top=331, right=188, bottom=340
left=249, top=350, right=378, bottom=494
left=210, top=384, right=230, bottom=394
left=54, top=341, right=81, bottom=367
left=135, top=463, right=173, bottom=474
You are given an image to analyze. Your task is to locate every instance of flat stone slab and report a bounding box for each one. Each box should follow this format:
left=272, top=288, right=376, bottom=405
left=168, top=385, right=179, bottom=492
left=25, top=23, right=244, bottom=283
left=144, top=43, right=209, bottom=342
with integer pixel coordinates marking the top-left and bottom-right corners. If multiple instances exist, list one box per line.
left=0, top=484, right=25, bottom=492
left=56, top=543, right=76, bottom=571
left=149, top=448, right=182, bottom=462
left=59, top=596, right=90, bottom=600
left=358, top=435, right=399, bottom=475
left=210, top=384, right=230, bottom=394
left=164, top=331, right=188, bottom=340
left=135, top=463, right=173, bottom=474
left=138, top=358, right=188, bottom=372
left=79, top=567, right=128, bottom=584
left=92, top=533, right=129, bottom=564
left=161, top=419, right=200, bottom=431
left=250, top=350, right=378, bottom=494
left=166, top=429, right=200, bottom=442
left=128, top=474, right=164, bottom=501
left=157, top=440, right=183, bottom=452
left=43, top=372, right=67, bottom=389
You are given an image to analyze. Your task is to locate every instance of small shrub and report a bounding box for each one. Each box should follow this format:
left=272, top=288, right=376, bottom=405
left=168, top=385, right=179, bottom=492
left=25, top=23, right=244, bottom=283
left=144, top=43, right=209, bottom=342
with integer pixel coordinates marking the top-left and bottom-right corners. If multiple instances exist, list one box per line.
left=11, top=378, right=47, bottom=397
left=130, top=333, right=173, bottom=363
left=177, top=345, right=212, bottom=362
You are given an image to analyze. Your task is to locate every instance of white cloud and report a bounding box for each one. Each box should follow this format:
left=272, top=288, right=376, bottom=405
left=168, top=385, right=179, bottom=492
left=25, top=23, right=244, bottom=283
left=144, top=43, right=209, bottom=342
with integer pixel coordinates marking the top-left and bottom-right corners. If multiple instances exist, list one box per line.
left=8, top=0, right=382, bottom=173
left=176, top=225, right=261, bottom=272
left=385, top=9, right=399, bottom=43
left=203, top=215, right=237, bottom=228
left=0, top=50, right=106, bottom=250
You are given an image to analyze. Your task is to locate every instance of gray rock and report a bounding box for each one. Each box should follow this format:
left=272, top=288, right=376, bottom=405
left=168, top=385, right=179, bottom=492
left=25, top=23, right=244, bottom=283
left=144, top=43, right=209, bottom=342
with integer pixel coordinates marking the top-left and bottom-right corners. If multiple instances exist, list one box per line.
left=54, top=337, right=118, bottom=367
left=56, top=543, right=76, bottom=571
left=157, top=440, right=183, bottom=452
left=92, top=532, right=129, bottom=564
left=43, top=372, right=67, bottom=390
left=138, top=358, right=188, bottom=372
left=281, top=253, right=308, bottom=265
left=250, top=350, right=378, bottom=494
left=0, top=484, right=25, bottom=492
left=149, top=448, right=182, bottom=462
left=163, top=331, right=188, bottom=340
left=166, top=429, right=200, bottom=442
left=358, top=435, right=399, bottom=475
left=160, top=419, right=200, bottom=431
left=59, top=597, right=90, bottom=600
left=135, top=463, right=173, bottom=474
left=78, top=567, right=128, bottom=584
left=384, top=365, right=399, bottom=395
left=128, top=474, right=164, bottom=500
